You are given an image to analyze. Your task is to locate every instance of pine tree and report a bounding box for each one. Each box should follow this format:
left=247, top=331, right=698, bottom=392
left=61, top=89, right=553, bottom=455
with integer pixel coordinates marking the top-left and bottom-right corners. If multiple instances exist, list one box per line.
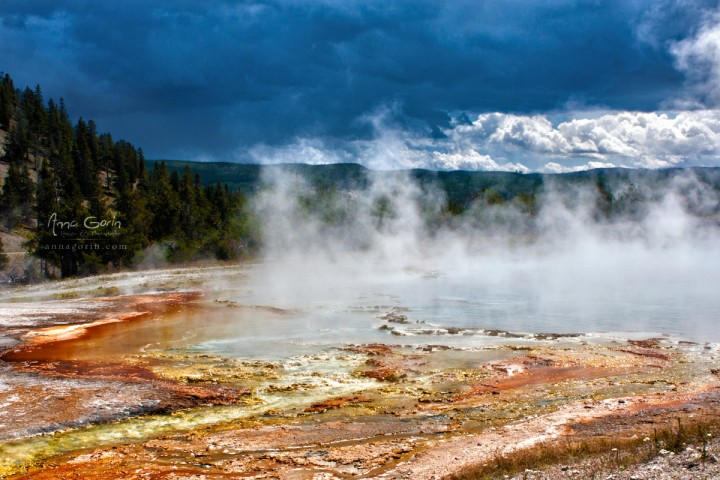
left=148, top=162, right=180, bottom=241
left=46, top=98, right=75, bottom=188
left=112, top=141, right=141, bottom=190
left=56, top=195, right=88, bottom=278
left=3, top=124, right=29, bottom=164
left=17, top=163, right=34, bottom=218
left=0, top=73, right=16, bottom=129
left=179, top=167, right=200, bottom=237
left=170, top=169, right=179, bottom=192
left=21, top=85, right=47, bottom=165
left=29, top=160, right=61, bottom=277
left=0, top=163, right=19, bottom=213
left=1, top=160, right=34, bottom=227
left=73, top=118, right=98, bottom=198
left=114, top=185, right=151, bottom=266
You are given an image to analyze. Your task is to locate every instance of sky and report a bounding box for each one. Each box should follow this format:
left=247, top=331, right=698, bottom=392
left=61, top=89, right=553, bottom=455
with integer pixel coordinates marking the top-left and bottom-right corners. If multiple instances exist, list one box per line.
left=1, top=0, right=720, bottom=171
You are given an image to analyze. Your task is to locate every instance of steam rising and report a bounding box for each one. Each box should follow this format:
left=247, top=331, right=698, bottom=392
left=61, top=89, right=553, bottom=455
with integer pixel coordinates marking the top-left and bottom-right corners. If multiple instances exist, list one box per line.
left=248, top=167, right=720, bottom=341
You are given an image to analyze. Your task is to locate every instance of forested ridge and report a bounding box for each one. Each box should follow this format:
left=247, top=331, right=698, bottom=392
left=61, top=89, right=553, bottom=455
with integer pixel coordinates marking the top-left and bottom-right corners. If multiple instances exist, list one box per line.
left=0, top=72, right=257, bottom=280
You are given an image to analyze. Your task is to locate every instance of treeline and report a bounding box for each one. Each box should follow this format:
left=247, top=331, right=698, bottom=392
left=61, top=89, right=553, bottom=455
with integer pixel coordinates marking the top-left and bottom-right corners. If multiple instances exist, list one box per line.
left=0, top=72, right=257, bottom=279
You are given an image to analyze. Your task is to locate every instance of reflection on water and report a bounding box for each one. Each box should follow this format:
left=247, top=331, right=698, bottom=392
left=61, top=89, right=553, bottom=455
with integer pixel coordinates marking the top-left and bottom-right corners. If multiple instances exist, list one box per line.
left=16, top=252, right=719, bottom=364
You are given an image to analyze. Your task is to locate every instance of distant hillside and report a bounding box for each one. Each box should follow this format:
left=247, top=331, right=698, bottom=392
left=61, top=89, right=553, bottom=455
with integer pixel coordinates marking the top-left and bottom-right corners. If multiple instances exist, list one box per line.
left=149, top=159, right=720, bottom=210
left=146, top=160, right=370, bottom=195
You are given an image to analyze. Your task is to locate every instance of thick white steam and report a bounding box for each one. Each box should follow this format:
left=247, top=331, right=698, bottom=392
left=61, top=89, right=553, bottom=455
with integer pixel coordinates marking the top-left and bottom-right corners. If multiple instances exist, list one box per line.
left=246, top=168, right=720, bottom=341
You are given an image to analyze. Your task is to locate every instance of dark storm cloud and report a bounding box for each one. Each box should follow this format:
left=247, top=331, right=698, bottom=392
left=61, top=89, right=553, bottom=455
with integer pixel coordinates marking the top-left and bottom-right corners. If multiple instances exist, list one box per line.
left=0, top=0, right=713, bottom=162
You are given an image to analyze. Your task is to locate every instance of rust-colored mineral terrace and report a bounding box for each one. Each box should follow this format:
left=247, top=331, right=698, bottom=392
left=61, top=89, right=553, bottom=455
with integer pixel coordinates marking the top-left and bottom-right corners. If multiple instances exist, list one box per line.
left=0, top=287, right=718, bottom=479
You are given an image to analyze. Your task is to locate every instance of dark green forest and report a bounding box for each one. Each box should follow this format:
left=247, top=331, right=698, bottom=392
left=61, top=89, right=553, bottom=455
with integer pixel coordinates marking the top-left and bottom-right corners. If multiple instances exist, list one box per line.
left=0, top=73, right=258, bottom=279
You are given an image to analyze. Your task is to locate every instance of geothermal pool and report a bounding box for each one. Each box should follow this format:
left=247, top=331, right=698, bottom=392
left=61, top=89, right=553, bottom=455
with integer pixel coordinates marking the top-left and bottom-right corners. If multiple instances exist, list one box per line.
left=194, top=249, right=720, bottom=355
left=17, top=251, right=719, bottom=364
left=1, top=255, right=719, bottom=478
left=5, top=245, right=720, bottom=362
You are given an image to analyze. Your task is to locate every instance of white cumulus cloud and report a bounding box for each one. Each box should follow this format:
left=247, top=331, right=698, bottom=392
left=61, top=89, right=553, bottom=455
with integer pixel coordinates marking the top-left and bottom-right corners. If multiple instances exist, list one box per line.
left=246, top=109, right=720, bottom=171
left=447, top=110, right=720, bottom=170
